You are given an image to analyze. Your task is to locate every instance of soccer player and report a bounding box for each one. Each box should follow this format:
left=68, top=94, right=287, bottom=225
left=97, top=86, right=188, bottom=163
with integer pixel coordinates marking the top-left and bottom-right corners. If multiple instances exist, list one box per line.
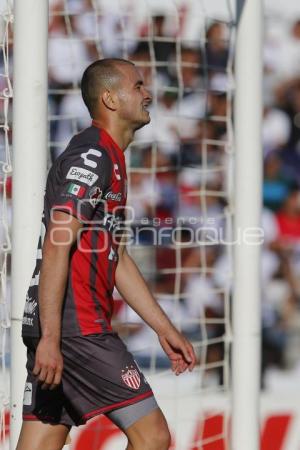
left=17, top=59, right=196, bottom=450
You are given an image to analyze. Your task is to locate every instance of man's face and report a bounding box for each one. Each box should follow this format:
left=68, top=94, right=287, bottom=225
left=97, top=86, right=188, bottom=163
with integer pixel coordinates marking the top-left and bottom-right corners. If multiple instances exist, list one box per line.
left=115, top=64, right=152, bottom=131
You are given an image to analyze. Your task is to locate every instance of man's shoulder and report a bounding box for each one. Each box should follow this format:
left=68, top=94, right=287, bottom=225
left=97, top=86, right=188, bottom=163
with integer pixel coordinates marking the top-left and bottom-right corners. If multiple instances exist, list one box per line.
left=67, top=125, right=103, bottom=153
left=56, top=126, right=113, bottom=168
left=48, top=127, right=114, bottom=189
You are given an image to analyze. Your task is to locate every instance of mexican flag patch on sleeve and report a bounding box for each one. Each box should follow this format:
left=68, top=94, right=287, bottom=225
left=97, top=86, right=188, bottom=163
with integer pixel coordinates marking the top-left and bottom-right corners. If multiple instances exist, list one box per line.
left=67, top=183, right=86, bottom=198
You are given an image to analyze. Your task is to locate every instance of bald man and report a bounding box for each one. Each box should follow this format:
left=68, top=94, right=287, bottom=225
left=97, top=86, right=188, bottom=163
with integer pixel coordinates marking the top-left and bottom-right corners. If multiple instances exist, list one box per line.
left=17, top=59, right=196, bottom=450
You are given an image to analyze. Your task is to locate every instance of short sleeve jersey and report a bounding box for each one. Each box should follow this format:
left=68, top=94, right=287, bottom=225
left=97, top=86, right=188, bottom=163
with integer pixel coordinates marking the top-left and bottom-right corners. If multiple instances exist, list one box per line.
left=22, top=124, right=127, bottom=337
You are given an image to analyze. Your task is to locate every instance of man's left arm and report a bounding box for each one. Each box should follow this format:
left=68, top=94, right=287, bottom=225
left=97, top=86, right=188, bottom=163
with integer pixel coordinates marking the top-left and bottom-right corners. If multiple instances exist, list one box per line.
left=115, top=247, right=196, bottom=375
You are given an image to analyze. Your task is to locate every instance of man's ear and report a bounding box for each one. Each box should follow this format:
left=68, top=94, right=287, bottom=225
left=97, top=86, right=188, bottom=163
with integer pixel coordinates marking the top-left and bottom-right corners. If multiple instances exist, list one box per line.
left=102, top=90, right=117, bottom=111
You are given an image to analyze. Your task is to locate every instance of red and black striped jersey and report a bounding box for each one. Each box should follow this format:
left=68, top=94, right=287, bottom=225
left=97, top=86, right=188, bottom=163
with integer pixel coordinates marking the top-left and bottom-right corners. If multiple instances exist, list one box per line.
left=22, top=124, right=127, bottom=337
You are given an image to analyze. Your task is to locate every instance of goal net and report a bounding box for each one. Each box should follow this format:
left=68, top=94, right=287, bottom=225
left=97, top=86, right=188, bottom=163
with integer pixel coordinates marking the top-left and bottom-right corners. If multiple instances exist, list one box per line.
left=47, top=0, right=235, bottom=448
left=0, top=0, right=12, bottom=447
left=1, top=0, right=236, bottom=448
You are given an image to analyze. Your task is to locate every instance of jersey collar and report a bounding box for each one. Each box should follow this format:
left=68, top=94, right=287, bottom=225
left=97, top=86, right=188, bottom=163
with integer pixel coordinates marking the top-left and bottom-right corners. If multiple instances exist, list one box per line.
left=91, top=121, right=124, bottom=157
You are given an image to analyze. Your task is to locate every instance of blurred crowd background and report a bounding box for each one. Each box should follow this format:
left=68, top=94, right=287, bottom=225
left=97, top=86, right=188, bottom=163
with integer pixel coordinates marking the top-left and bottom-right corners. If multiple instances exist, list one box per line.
left=1, top=0, right=300, bottom=389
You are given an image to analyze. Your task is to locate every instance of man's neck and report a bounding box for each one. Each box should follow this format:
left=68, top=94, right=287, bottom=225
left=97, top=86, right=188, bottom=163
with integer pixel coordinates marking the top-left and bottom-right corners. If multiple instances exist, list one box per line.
left=92, top=118, right=134, bottom=152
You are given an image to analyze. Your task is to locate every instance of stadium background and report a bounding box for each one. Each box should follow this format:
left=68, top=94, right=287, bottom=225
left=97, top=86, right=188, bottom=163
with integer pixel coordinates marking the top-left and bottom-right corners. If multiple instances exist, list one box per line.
left=1, top=0, right=300, bottom=448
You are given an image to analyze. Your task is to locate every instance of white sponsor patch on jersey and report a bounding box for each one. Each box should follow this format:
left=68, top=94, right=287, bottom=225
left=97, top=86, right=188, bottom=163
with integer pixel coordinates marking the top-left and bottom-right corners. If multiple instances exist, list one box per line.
left=23, top=382, right=32, bottom=406
left=24, top=295, right=37, bottom=315
left=29, top=273, right=40, bottom=287
left=80, top=149, right=102, bottom=168
left=22, top=316, right=33, bottom=326
left=66, top=166, right=98, bottom=186
left=104, top=191, right=122, bottom=202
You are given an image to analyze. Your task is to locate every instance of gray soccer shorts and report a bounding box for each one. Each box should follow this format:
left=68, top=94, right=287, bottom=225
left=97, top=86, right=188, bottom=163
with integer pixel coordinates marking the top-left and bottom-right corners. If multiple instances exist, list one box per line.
left=22, top=333, right=158, bottom=430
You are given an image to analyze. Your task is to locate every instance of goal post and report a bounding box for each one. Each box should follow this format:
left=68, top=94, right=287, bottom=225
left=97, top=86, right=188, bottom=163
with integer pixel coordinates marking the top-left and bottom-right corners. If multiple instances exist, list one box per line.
left=232, top=0, right=263, bottom=449
left=10, top=0, right=48, bottom=447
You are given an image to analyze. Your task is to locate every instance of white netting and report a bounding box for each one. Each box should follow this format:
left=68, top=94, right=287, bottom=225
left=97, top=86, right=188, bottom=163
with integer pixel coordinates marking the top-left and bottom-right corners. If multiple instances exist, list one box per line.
left=3, top=1, right=300, bottom=448
left=48, top=1, right=235, bottom=448
left=0, top=0, right=12, bottom=446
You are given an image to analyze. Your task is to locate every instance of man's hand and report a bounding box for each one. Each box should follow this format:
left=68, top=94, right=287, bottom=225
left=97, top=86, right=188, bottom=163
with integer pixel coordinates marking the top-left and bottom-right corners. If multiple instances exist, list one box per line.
left=158, top=329, right=196, bottom=375
left=33, top=337, right=63, bottom=390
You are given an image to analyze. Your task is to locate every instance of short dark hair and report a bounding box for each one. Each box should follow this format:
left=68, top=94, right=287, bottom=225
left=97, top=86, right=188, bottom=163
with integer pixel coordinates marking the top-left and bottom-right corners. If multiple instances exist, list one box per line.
left=81, top=58, right=135, bottom=118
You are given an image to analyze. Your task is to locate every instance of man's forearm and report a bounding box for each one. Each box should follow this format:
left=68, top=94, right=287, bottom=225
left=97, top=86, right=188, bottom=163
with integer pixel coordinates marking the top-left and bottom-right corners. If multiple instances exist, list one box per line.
left=115, top=250, right=175, bottom=336
left=38, top=240, right=70, bottom=342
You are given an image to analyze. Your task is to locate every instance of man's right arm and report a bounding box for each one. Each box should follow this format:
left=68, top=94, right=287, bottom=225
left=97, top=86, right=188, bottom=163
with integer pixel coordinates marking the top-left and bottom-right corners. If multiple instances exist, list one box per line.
left=33, top=143, right=112, bottom=389
left=33, top=210, right=82, bottom=390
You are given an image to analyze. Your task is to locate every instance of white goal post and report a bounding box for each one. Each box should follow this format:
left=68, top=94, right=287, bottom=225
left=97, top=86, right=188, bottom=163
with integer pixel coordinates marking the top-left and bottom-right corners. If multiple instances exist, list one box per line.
left=232, top=0, right=263, bottom=449
left=10, top=0, right=48, bottom=448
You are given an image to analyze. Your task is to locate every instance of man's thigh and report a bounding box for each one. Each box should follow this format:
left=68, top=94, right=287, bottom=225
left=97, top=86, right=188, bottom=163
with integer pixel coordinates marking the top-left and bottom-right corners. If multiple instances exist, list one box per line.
left=16, top=421, right=70, bottom=450
left=124, top=408, right=171, bottom=450
left=106, top=394, right=159, bottom=430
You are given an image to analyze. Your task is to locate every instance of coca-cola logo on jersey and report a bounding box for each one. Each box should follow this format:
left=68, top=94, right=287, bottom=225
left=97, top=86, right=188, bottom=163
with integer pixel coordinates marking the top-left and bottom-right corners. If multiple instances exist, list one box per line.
left=104, top=191, right=122, bottom=202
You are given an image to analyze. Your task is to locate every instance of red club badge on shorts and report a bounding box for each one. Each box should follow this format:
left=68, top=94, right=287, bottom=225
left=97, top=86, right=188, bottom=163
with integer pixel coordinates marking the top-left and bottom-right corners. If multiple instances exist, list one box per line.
left=121, top=366, right=141, bottom=390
